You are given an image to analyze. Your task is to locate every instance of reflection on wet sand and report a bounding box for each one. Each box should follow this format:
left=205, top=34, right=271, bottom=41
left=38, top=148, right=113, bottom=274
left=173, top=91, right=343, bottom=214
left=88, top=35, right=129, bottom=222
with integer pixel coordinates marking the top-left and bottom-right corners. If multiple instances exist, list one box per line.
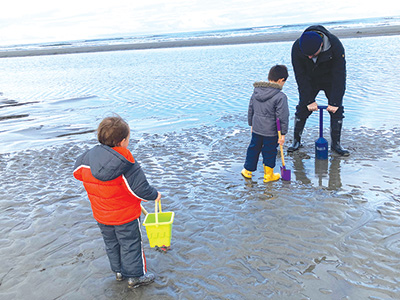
left=327, top=157, right=342, bottom=190
left=291, top=152, right=312, bottom=185
left=1, top=125, right=400, bottom=299
left=287, top=142, right=344, bottom=189
left=314, top=156, right=342, bottom=190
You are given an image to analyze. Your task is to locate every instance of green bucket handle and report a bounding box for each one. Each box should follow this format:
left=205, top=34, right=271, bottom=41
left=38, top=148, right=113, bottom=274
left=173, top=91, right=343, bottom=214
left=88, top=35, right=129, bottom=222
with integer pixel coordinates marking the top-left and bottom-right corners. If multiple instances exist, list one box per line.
left=155, top=199, right=162, bottom=225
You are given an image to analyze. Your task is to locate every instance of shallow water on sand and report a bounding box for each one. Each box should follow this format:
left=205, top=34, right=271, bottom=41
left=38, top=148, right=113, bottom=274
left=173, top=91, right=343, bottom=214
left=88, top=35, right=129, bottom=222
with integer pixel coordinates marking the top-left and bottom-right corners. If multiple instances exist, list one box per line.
left=0, top=35, right=400, bottom=153
left=1, top=36, right=400, bottom=299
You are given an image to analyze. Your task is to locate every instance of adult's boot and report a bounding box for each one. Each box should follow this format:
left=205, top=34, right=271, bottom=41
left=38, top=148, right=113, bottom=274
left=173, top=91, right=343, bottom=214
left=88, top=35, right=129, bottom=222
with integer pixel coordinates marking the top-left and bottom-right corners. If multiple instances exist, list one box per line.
left=287, top=117, right=306, bottom=152
left=330, top=118, right=350, bottom=156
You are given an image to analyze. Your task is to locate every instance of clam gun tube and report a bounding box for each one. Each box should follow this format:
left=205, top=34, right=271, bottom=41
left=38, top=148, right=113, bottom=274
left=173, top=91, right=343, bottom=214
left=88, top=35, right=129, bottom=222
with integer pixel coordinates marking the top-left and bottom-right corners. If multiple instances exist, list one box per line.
left=315, top=105, right=328, bottom=160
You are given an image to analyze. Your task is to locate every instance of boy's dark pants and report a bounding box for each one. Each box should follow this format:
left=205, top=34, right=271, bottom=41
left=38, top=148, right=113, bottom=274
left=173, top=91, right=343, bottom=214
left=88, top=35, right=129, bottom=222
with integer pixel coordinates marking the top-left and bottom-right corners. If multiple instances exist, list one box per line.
left=244, top=132, right=278, bottom=171
left=97, top=218, right=146, bottom=278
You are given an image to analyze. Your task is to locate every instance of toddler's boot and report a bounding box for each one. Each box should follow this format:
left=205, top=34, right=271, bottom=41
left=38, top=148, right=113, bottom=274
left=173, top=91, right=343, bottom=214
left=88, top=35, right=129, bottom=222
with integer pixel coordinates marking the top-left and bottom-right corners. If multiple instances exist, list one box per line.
left=116, top=272, right=124, bottom=281
left=263, top=165, right=280, bottom=182
left=128, top=273, right=155, bottom=289
left=241, top=168, right=252, bottom=179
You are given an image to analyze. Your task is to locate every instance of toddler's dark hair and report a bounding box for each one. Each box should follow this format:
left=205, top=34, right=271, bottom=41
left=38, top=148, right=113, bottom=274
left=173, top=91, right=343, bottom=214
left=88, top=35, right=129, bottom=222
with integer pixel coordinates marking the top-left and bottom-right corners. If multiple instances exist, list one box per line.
left=268, top=65, right=289, bottom=82
left=97, top=115, right=130, bottom=147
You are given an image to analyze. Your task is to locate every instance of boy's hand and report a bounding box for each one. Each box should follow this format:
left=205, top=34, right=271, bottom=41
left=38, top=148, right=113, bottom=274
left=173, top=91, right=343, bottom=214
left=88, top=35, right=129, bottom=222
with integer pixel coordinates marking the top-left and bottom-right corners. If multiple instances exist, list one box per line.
left=307, top=102, right=318, bottom=111
left=155, top=192, right=161, bottom=202
left=278, top=135, right=285, bottom=146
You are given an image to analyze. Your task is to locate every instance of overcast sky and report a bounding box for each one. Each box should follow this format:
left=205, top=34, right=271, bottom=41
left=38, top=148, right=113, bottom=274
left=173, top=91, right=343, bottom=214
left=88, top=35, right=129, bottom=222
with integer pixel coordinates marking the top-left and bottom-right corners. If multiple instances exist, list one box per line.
left=1, top=0, right=399, bottom=45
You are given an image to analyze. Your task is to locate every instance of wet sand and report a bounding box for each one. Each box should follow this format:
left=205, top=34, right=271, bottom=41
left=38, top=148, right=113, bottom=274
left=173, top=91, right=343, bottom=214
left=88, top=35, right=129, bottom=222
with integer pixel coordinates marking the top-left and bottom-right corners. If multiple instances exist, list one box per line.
left=1, top=25, right=400, bottom=58
left=1, top=28, right=400, bottom=299
left=1, top=123, right=400, bottom=299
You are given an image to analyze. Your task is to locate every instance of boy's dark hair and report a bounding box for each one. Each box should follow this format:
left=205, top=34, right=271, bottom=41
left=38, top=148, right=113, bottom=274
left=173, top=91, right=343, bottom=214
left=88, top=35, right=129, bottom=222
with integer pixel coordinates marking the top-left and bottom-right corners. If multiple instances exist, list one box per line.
left=268, top=65, right=289, bottom=82
left=97, top=115, right=130, bottom=147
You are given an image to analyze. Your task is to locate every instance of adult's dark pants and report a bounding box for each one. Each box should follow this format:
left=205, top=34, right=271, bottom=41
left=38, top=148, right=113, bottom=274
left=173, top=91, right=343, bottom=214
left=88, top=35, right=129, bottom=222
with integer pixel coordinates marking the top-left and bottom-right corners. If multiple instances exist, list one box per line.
left=295, top=85, right=344, bottom=121
left=244, top=132, right=278, bottom=171
left=97, top=218, right=146, bottom=278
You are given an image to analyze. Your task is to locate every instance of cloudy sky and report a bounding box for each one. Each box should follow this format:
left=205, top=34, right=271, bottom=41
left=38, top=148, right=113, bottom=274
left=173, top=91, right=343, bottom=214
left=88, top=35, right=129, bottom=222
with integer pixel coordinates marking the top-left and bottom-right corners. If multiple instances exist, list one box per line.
left=1, top=0, right=399, bottom=45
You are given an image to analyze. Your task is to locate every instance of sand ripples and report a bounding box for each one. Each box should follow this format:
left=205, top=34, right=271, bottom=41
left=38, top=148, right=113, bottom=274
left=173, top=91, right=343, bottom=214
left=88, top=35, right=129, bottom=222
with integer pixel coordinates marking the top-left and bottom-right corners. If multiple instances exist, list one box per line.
left=1, top=124, right=399, bottom=299
left=1, top=36, right=400, bottom=299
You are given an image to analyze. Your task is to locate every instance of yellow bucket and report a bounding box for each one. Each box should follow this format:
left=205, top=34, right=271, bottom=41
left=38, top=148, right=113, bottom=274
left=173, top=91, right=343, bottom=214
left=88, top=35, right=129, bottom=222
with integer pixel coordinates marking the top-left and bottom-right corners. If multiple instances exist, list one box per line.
left=143, top=200, right=174, bottom=248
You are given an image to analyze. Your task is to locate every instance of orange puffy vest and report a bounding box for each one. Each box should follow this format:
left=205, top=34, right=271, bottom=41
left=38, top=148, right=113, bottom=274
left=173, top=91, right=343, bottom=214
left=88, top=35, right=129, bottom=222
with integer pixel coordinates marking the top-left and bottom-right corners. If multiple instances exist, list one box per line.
left=74, top=147, right=143, bottom=225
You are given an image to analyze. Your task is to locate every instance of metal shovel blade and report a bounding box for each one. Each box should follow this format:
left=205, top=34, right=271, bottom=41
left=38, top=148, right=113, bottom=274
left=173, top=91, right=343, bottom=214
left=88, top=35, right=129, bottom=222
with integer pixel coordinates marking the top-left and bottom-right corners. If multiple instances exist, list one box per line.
left=280, top=166, right=291, bottom=181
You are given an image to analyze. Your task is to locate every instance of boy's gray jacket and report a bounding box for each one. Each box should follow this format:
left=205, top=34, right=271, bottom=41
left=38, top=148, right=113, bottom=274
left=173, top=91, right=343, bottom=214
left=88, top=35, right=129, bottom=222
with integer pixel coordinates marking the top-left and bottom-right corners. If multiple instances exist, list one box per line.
left=247, top=81, right=289, bottom=136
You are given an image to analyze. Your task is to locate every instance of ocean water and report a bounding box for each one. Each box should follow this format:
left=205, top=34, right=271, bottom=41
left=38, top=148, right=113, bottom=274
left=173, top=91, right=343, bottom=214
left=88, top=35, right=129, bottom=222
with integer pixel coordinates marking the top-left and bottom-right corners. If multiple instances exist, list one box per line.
left=1, top=20, right=400, bottom=300
left=1, top=16, right=399, bottom=52
left=0, top=29, right=400, bottom=153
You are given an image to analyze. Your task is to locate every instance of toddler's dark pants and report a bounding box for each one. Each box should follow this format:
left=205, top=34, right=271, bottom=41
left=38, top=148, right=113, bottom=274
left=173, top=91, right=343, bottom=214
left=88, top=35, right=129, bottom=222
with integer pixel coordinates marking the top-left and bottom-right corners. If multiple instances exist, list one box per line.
left=244, top=132, right=278, bottom=171
left=97, top=218, right=146, bottom=278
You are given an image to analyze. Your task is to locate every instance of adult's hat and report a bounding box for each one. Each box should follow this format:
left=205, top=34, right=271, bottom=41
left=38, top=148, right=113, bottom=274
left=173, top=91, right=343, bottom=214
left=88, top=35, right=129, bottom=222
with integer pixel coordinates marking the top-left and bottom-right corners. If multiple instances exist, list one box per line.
left=299, top=31, right=323, bottom=56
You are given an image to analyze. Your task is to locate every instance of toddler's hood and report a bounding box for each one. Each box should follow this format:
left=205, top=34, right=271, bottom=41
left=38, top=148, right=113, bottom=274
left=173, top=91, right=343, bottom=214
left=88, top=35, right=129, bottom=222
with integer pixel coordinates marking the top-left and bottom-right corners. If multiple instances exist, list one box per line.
left=86, top=145, right=133, bottom=181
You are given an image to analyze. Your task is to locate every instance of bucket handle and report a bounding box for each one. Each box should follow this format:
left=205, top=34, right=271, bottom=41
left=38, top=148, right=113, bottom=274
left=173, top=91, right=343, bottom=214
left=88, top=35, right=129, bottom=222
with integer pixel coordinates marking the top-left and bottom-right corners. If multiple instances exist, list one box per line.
left=155, top=199, right=162, bottom=225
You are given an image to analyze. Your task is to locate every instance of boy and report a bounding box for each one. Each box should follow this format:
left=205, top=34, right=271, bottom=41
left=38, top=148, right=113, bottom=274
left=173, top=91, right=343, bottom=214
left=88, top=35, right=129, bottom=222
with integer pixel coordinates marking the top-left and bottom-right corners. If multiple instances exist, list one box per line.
left=73, top=115, right=161, bottom=288
left=241, top=65, right=289, bottom=182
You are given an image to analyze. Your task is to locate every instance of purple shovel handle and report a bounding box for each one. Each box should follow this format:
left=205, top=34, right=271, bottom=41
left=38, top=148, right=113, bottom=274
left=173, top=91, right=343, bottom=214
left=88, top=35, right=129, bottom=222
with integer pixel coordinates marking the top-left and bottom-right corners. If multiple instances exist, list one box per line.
left=276, top=118, right=281, bottom=132
left=276, top=118, right=291, bottom=181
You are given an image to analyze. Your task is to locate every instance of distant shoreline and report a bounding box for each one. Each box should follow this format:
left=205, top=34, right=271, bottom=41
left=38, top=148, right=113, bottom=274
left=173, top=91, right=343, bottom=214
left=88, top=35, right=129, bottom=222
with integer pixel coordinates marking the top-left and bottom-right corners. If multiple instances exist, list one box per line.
left=1, top=25, right=400, bottom=58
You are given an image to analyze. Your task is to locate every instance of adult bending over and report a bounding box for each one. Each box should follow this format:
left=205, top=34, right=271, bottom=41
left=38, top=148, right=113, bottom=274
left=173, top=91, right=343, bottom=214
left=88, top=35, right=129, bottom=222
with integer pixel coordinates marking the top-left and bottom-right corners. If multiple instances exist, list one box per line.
left=289, top=25, right=349, bottom=156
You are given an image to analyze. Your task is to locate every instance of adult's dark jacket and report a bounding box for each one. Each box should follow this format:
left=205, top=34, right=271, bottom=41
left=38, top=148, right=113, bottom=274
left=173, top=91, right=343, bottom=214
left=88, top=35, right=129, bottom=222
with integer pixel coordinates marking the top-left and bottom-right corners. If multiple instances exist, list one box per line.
left=291, top=25, right=346, bottom=107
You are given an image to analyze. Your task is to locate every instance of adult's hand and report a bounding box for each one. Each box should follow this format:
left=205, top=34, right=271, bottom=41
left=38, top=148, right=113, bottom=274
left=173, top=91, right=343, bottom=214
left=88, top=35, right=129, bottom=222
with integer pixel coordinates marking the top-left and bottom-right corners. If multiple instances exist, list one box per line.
left=327, top=105, right=339, bottom=113
left=307, top=102, right=319, bottom=111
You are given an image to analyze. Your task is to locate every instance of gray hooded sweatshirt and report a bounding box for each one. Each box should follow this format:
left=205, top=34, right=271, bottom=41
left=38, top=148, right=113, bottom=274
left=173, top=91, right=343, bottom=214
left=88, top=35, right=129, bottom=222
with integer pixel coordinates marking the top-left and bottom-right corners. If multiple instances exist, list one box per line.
left=247, top=81, right=289, bottom=137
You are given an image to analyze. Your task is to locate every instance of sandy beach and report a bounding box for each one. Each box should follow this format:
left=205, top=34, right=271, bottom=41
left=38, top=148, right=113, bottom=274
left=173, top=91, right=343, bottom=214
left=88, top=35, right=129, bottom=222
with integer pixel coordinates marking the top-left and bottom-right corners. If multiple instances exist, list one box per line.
left=1, top=125, right=400, bottom=300
left=1, top=25, right=400, bottom=58
left=1, top=24, right=400, bottom=299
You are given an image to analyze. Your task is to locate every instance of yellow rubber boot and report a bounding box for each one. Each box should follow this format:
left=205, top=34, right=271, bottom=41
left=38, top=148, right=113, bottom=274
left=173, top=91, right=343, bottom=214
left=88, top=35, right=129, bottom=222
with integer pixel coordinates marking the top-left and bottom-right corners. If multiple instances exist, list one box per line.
left=241, top=168, right=252, bottom=179
left=263, top=165, right=280, bottom=182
